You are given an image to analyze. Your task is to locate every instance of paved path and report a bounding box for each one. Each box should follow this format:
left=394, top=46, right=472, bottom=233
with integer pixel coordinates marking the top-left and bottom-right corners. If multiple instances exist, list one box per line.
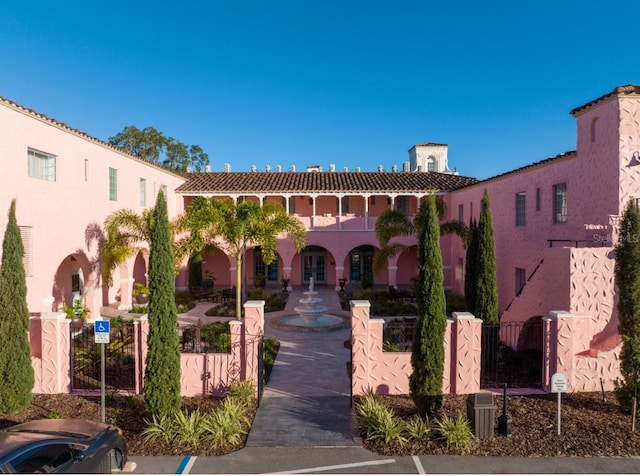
left=245, top=286, right=361, bottom=447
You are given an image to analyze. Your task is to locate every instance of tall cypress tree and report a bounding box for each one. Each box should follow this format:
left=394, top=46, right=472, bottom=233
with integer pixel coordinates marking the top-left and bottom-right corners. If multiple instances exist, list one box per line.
left=409, top=195, right=447, bottom=418
left=614, top=199, right=640, bottom=412
left=464, top=218, right=479, bottom=314
left=144, top=190, right=181, bottom=416
left=0, top=200, right=34, bottom=414
left=475, top=189, right=499, bottom=323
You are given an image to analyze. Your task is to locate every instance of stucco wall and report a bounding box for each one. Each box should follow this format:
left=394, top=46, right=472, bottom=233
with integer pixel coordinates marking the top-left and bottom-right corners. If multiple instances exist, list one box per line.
left=0, top=100, right=186, bottom=313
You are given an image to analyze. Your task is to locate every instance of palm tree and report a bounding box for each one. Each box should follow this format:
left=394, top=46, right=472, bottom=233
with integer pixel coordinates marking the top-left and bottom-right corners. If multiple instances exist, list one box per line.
left=176, top=197, right=307, bottom=319
left=372, top=196, right=468, bottom=276
left=101, top=208, right=186, bottom=288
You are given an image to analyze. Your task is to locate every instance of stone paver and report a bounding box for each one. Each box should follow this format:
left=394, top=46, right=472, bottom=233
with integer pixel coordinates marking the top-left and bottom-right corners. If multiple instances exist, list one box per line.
left=245, top=286, right=361, bottom=447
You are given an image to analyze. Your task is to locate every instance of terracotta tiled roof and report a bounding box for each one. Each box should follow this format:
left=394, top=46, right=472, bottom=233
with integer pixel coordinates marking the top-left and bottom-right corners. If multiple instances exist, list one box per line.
left=570, top=85, right=640, bottom=116
left=176, top=171, right=478, bottom=195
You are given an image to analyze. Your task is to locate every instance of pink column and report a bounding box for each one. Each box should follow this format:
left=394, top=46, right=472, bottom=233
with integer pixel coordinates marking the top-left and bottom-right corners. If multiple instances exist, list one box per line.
left=350, top=300, right=374, bottom=397
left=450, top=312, right=482, bottom=395
left=548, top=311, right=592, bottom=391
left=119, top=278, right=134, bottom=310
left=31, top=312, right=71, bottom=394
left=241, top=300, right=265, bottom=387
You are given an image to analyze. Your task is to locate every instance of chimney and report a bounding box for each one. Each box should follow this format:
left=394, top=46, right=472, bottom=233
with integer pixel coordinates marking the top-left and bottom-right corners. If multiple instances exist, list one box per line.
left=276, top=165, right=282, bottom=172
left=355, top=167, right=361, bottom=172
left=391, top=164, right=398, bottom=172
left=265, top=165, right=271, bottom=172
left=329, top=164, right=335, bottom=172
left=290, top=165, right=296, bottom=172
left=343, top=167, right=348, bottom=172
left=403, top=161, right=410, bottom=172
left=204, top=164, right=211, bottom=172
left=223, top=163, right=231, bottom=173
left=251, top=165, right=257, bottom=172
left=186, top=166, right=193, bottom=173
left=377, top=165, right=384, bottom=172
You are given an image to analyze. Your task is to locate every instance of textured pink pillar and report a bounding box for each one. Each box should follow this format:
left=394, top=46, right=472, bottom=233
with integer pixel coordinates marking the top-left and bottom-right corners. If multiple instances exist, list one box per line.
left=450, top=312, right=482, bottom=395
left=350, top=300, right=375, bottom=397
left=241, top=300, right=265, bottom=387
left=119, top=278, right=134, bottom=310
left=31, top=313, right=71, bottom=394
left=548, top=311, right=592, bottom=391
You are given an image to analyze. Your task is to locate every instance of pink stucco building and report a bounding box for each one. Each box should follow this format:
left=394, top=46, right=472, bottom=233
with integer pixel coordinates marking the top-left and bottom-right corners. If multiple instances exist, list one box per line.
left=1, top=85, right=639, bottom=393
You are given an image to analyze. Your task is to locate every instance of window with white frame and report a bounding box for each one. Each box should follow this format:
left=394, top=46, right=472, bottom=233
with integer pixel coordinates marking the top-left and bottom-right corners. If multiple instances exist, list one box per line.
left=28, top=148, right=56, bottom=181
left=516, top=192, right=526, bottom=226
left=553, top=183, right=567, bottom=224
left=515, top=267, right=526, bottom=296
left=109, top=168, right=118, bottom=201
left=140, top=178, right=146, bottom=207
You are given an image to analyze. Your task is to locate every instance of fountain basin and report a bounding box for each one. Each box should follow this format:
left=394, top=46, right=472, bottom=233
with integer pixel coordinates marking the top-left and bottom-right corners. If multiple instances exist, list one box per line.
left=271, top=313, right=349, bottom=332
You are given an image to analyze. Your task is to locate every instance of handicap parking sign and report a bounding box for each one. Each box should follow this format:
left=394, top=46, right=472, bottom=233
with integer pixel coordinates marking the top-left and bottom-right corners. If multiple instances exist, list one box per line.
left=94, top=320, right=110, bottom=343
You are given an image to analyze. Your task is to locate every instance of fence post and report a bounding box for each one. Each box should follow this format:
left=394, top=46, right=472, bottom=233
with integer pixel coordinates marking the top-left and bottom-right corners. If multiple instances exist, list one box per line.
left=350, top=300, right=374, bottom=400
left=31, top=312, right=71, bottom=394
left=242, top=300, right=265, bottom=388
left=451, top=312, right=481, bottom=395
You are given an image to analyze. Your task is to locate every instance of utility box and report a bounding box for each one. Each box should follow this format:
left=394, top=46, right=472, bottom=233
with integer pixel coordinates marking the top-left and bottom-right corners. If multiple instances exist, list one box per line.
left=466, top=393, right=495, bottom=439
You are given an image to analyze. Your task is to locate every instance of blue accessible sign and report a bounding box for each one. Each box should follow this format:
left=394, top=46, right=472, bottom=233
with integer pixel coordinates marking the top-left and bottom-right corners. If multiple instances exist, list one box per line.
left=94, top=320, right=110, bottom=343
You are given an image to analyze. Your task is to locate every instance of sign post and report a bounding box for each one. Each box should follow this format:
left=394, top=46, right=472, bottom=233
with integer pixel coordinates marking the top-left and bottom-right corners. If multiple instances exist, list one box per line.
left=94, top=320, right=110, bottom=423
left=551, top=372, right=568, bottom=435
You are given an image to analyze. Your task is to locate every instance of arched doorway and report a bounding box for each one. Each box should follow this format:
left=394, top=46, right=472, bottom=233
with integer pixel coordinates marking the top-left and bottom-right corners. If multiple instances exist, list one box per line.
left=301, top=245, right=327, bottom=284
left=253, top=246, right=280, bottom=285
left=348, top=245, right=375, bottom=284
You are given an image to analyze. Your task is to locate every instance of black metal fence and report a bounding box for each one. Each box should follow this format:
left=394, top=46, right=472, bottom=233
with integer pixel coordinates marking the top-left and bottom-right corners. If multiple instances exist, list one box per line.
left=382, top=317, right=417, bottom=351
left=481, top=319, right=543, bottom=389
left=70, top=321, right=136, bottom=392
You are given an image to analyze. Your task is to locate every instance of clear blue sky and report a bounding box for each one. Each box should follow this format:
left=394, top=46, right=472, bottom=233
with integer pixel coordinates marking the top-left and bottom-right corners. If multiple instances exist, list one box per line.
left=2, top=0, right=639, bottom=180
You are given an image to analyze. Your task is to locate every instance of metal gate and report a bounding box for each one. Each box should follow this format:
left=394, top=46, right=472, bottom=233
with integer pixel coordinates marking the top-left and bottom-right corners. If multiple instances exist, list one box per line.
left=480, top=318, right=543, bottom=388
left=257, top=336, right=264, bottom=406
left=70, top=321, right=136, bottom=392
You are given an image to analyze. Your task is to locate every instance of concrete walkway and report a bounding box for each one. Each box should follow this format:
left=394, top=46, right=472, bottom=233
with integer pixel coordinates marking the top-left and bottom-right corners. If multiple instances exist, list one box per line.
left=245, top=286, right=361, bottom=447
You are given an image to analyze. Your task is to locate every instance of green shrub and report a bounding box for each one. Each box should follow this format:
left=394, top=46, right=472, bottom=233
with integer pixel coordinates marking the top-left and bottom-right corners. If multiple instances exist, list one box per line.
left=204, top=403, right=248, bottom=448
left=227, top=380, right=256, bottom=407
left=383, top=340, right=402, bottom=352
left=355, top=389, right=408, bottom=445
left=141, top=413, right=177, bottom=444
left=171, top=409, right=209, bottom=448
left=200, top=322, right=231, bottom=353
left=433, top=413, right=474, bottom=451
left=129, top=305, right=148, bottom=314
left=404, top=414, right=431, bottom=441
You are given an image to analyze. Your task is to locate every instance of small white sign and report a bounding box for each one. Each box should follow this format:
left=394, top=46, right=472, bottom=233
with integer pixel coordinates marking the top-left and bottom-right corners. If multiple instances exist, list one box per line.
left=95, top=332, right=110, bottom=344
left=551, top=372, right=568, bottom=393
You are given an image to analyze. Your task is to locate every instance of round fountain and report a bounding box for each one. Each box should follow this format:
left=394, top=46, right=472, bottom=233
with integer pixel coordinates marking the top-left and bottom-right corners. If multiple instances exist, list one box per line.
left=272, top=278, right=348, bottom=331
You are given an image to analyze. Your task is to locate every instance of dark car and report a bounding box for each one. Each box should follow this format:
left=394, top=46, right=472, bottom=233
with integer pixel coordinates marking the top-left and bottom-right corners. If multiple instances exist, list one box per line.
left=0, top=419, right=127, bottom=474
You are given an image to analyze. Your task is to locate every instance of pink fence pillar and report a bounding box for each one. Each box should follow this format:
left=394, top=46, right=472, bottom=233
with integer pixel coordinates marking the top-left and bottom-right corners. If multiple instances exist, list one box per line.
left=449, top=312, right=482, bottom=395
left=30, top=313, right=71, bottom=394
left=543, top=310, right=594, bottom=392
left=241, top=300, right=265, bottom=387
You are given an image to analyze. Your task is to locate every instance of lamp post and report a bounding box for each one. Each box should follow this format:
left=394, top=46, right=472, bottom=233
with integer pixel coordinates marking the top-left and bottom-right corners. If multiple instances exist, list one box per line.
left=498, top=382, right=512, bottom=437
